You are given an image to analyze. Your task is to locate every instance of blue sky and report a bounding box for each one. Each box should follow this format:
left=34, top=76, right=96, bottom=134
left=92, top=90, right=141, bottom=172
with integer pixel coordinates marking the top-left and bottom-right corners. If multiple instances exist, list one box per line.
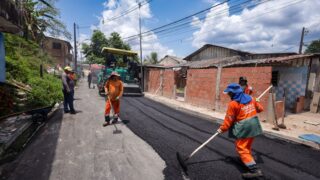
left=56, top=0, right=320, bottom=60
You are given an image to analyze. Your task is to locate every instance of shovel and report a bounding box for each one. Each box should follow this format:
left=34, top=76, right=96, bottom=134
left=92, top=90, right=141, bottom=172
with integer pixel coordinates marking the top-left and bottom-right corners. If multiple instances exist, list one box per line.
left=176, top=132, right=219, bottom=175
left=108, top=96, right=122, bottom=134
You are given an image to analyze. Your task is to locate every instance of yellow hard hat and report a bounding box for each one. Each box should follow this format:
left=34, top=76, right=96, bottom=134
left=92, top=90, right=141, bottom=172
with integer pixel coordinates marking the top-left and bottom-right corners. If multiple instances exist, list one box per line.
left=64, top=66, right=72, bottom=71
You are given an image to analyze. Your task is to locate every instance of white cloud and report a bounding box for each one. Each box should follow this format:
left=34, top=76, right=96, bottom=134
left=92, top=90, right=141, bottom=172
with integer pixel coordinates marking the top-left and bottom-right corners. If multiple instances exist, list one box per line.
left=103, top=0, right=117, bottom=9
left=202, top=0, right=219, bottom=4
left=78, top=34, right=90, bottom=61
left=97, top=0, right=174, bottom=59
left=192, top=0, right=320, bottom=53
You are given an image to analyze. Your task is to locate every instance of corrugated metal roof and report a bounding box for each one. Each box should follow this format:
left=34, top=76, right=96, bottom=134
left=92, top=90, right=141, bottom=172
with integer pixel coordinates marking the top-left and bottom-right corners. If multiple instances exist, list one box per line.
left=222, top=54, right=316, bottom=67
left=186, top=56, right=243, bottom=69
left=183, top=44, right=249, bottom=60
left=145, top=54, right=319, bottom=69
left=158, top=55, right=186, bottom=66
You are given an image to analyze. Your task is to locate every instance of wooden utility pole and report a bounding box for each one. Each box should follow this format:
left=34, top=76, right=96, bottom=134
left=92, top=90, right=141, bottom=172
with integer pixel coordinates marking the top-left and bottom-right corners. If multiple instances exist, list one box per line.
left=73, top=23, right=78, bottom=72
left=299, top=27, right=305, bottom=54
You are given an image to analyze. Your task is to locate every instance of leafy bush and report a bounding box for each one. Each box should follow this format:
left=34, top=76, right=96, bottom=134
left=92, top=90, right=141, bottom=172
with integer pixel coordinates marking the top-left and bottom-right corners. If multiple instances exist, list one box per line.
left=27, top=74, right=62, bottom=107
left=4, top=33, right=63, bottom=107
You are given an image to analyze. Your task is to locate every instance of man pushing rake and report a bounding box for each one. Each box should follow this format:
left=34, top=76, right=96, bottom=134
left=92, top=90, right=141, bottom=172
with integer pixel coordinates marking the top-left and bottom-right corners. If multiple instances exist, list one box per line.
left=177, top=83, right=269, bottom=179
left=103, top=72, right=123, bottom=127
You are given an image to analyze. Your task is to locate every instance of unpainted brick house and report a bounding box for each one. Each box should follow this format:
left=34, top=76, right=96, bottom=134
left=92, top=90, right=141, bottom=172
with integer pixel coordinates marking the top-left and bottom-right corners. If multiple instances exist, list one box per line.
left=43, top=37, right=73, bottom=68
left=144, top=44, right=320, bottom=118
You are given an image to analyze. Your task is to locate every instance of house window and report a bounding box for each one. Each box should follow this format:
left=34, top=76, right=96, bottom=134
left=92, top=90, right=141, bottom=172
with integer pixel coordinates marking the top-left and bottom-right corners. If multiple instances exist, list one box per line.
left=52, top=42, right=62, bottom=49
left=272, top=71, right=279, bottom=86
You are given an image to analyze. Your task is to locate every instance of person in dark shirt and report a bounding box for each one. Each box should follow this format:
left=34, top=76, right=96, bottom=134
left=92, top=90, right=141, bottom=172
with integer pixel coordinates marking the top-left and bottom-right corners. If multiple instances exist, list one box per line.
left=88, top=71, right=92, bottom=89
left=62, top=66, right=76, bottom=114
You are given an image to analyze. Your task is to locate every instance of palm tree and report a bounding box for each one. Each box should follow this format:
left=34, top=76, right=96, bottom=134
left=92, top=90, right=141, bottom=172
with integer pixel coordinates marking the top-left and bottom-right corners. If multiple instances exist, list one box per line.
left=144, top=52, right=158, bottom=64
left=21, top=0, right=70, bottom=42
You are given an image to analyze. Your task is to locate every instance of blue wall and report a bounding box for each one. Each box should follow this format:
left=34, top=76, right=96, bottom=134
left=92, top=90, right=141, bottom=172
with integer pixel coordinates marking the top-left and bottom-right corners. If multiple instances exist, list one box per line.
left=0, top=33, right=5, bottom=82
left=274, top=66, right=308, bottom=109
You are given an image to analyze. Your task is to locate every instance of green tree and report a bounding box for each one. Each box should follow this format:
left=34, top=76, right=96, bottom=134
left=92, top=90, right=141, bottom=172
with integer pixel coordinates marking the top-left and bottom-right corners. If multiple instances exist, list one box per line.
left=305, top=40, right=320, bottom=54
left=81, top=30, right=108, bottom=64
left=82, top=31, right=133, bottom=64
left=108, top=32, right=131, bottom=50
left=144, top=52, right=158, bottom=64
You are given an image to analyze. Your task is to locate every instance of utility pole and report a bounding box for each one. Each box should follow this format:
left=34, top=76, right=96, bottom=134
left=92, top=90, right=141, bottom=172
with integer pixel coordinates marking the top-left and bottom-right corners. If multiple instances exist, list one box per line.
left=138, top=2, right=144, bottom=91
left=73, top=22, right=78, bottom=72
left=299, top=27, right=305, bottom=54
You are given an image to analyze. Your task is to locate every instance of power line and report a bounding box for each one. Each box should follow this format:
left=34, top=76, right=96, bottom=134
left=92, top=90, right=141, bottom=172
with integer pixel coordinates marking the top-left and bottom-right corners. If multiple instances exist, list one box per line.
left=126, top=0, right=305, bottom=44
left=78, top=0, right=152, bottom=29
left=124, top=0, right=264, bottom=41
left=123, top=0, right=230, bottom=40
left=125, top=0, right=268, bottom=42
left=106, top=0, right=152, bottom=22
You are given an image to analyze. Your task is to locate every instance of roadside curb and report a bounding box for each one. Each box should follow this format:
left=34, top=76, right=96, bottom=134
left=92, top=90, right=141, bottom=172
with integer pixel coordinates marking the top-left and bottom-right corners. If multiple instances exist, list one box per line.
left=0, top=102, right=61, bottom=164
left=144, top=94, right=320, bottom=150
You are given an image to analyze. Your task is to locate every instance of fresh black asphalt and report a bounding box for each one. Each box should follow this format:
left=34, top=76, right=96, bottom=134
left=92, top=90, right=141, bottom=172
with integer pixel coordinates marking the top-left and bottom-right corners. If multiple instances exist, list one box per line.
left=121, top=97, right=320, bottom=180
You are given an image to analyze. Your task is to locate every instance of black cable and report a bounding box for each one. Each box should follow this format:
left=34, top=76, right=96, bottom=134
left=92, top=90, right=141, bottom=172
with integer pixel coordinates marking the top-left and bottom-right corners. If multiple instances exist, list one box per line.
left=123, top=0, right=231, bottom=40
left=126, top=0, right=305, bottom=43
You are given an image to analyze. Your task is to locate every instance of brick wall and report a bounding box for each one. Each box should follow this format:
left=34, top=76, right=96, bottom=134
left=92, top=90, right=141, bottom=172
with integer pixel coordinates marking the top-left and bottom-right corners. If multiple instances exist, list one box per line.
left=162, top=69, right=175, bottom=98
left=147, top=66, right=272, bottom=120
left=147, top=68, right=175, bottom=98
left=147, top=68, right=161, bottom=93
left=185, top=68, right=217, bottom=109
left=218, top=66, right=272, bottom=119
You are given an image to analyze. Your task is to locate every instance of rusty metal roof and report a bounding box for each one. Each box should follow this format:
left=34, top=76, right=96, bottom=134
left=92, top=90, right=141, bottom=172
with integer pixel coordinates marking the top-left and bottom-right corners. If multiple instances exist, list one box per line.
left=222, top=54, right=317, bottom=67
left=145, top=54, right=319, bottom=69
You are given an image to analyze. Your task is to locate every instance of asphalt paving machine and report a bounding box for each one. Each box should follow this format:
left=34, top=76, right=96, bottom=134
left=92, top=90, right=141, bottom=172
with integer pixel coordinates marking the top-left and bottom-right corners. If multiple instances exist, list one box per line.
left=97, top=47, right=143, bottom=96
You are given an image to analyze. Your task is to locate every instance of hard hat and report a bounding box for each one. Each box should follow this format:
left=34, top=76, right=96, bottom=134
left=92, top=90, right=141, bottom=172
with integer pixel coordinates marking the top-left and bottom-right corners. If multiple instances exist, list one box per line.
left=110, top=71, right=120, bottom=77
left=223, top=83, right=243, bottom=94
left=64, top=66, right=72, bottom=71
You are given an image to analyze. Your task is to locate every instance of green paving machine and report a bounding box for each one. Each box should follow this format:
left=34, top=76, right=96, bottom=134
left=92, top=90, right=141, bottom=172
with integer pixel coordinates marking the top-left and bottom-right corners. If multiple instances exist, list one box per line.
left=97, top=47, right=143, bottom=96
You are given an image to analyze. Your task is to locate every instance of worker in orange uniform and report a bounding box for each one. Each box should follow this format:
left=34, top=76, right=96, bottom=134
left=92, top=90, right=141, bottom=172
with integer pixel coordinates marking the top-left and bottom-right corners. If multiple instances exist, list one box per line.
left=239, top=77, right=253, bottom=95
left=216, top=83, right=264, bottom=178
left=103, top=72, right=123, bottom=127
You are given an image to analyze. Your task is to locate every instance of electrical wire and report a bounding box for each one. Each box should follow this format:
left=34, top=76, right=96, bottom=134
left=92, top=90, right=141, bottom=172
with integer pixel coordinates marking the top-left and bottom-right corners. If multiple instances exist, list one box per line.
left=125, top=0, right=306, bottom=44
left=78, top=0, right=152, bottom=29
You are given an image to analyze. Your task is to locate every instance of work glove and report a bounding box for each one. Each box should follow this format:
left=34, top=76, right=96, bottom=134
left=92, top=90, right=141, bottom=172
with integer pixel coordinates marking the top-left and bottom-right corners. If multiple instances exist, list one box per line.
left=216, top=128, right=223, bottom=134
left=255, top=98, right=260, bottom=102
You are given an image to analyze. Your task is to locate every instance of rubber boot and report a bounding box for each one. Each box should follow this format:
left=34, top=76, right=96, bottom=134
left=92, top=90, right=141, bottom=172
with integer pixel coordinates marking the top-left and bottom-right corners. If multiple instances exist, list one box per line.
left=112, top=114, right=119, bottom=124
left=242, top=164, right=264, bottom=179
left=103, top=116, right=110, bottom=127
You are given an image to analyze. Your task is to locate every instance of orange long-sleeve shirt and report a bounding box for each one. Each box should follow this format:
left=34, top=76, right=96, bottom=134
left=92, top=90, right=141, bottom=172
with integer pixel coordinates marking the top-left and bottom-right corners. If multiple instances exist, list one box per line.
left=220, top=98, right=263, bottom=132
left=244, top=85, right=253, bottom=95
left=105, top=79, right=124, bottom=101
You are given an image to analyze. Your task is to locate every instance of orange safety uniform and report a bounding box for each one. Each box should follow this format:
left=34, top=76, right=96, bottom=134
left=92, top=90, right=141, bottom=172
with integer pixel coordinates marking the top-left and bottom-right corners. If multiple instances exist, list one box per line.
left=244, top=85, right=253, bottom=95
left=104, top=79, right=123, bottom=115
left=220, top=98, right=263, bottom=167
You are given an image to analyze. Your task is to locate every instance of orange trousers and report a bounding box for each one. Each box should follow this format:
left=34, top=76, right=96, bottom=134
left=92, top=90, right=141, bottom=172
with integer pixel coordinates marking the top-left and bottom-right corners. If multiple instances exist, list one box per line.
left=105, top=99, right=120, bottom=115
left=235, top=137, right=256, bottom=166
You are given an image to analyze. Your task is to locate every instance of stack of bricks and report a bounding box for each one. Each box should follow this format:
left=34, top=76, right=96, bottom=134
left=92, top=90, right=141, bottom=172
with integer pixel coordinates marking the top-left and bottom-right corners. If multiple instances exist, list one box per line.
left=185, top=68, right=217, bottom=109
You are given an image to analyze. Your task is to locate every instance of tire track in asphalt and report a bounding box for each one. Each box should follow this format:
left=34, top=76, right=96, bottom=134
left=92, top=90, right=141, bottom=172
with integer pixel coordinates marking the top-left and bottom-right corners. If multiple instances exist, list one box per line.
left=121, top=97, right=320, bottom=180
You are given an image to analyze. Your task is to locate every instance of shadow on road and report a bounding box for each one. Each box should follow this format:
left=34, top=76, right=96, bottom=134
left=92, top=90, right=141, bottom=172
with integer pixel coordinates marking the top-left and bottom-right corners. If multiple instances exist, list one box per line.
left=0, top=109, right=64, bottom=180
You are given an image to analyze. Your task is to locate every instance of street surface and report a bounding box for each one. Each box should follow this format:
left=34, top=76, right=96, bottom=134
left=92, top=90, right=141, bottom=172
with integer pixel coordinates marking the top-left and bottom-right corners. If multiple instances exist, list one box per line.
left=121, top=97, right=320, bottom=180
left=0, top=81, right=165, bottom=180
left=1, top=81, right=320, bottom=180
